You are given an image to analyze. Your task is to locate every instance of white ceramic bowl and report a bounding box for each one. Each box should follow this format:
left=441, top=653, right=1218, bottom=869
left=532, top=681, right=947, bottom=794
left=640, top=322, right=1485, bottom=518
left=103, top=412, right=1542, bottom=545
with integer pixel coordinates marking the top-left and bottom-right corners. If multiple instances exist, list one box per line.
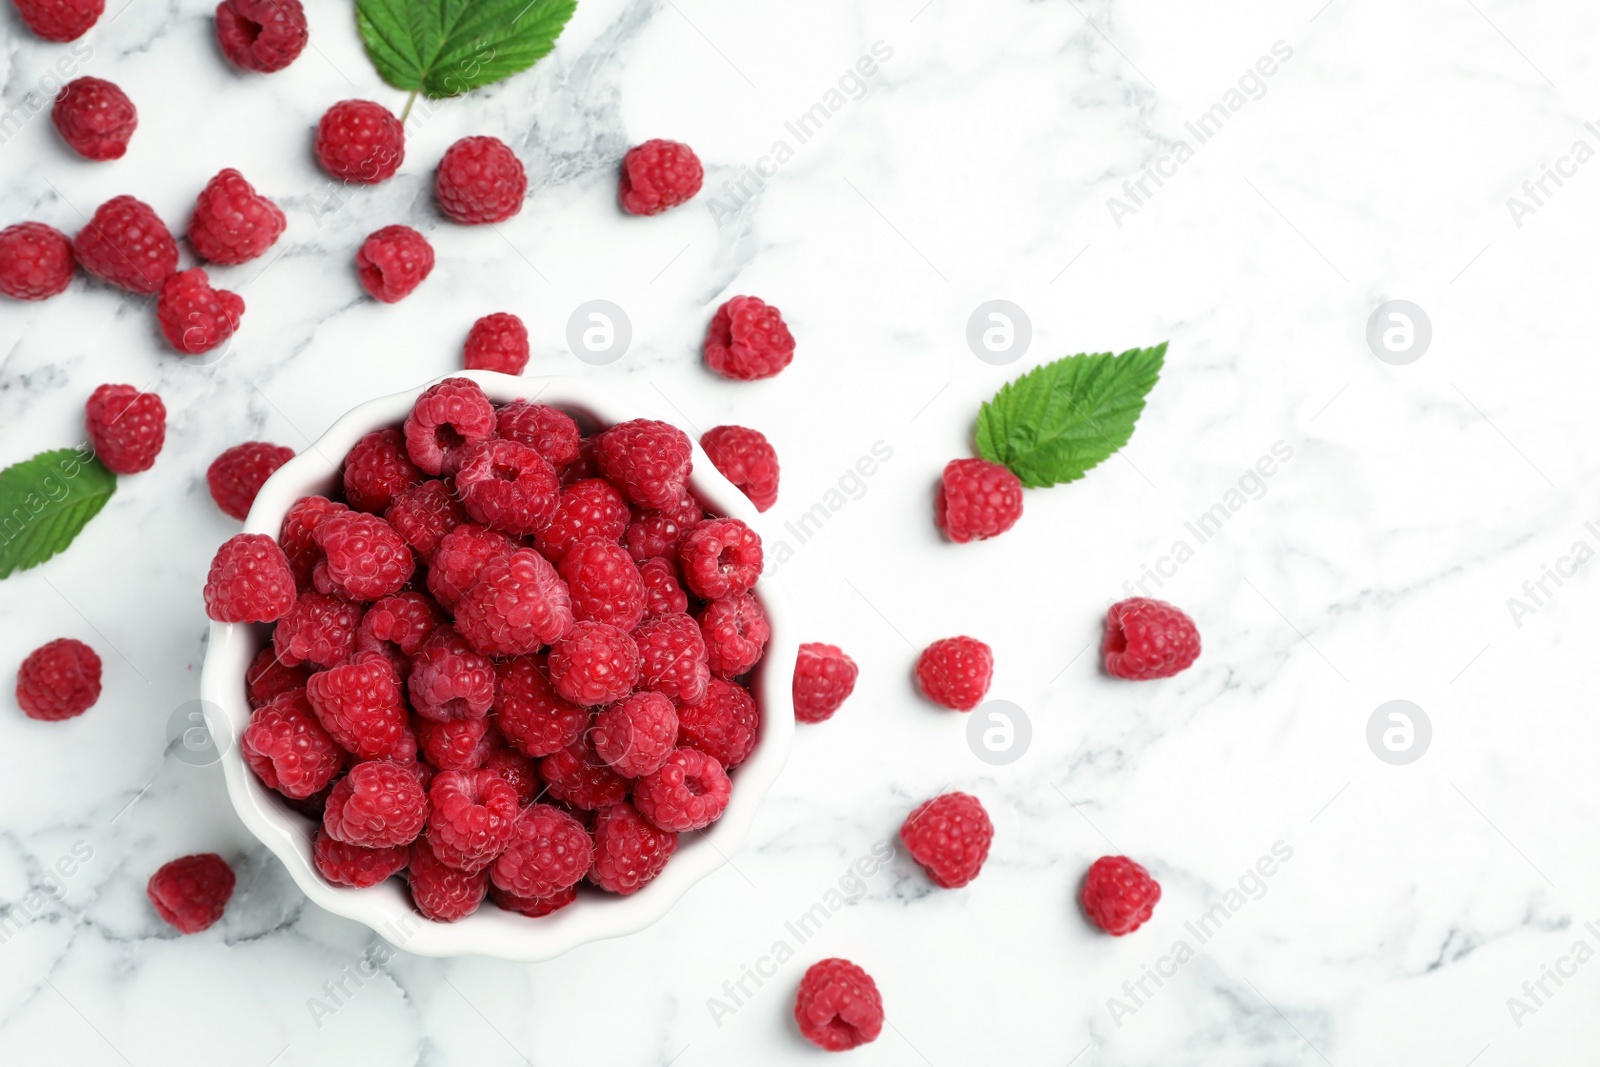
left=199, top=371, right=795, bottom=961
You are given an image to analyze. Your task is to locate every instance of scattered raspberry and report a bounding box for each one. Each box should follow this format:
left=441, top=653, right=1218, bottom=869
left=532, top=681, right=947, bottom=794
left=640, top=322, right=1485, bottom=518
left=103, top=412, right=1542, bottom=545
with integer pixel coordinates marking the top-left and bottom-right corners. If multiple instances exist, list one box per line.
left=547, top=621, right=640, bottom=706
left=354, top=591, right=441, bottom=669
left=74, top=195, right=177, bottom=295
left=463, top=312, right=529, bottom=374
left=1082, top=855, right=1161, bottom=935
left=0, top=222, right=74, bottom=300
left=456, top=438, right=560, bottom=536
left=481, top=747, right=539, bottom=806
left=703, top=295, right=794, bottom=380
left=215, top=0, right=308, bottom=73
left=698, top=593, right=769, bottom=680
left=677, top=676, right=757, bottom=769
left=591, top=691, right=677, bottom=777
left=403, top=376, right=495, bottom=477
left=700, top=425, right=778, bottom=512
left=538, top=733, right=629, bottom=811
left=273, top=590, right=362, bottom=668
left=313, top=832, right=409, bottom=888
left=914, top=636, right=992, bottom=711
left=901, top=791, right=992, bottom=889
left=306, top=656, right=409, bottom=759
left=357, top=224, right=433, bottom=303
left=323, top=759, right=427, bottom=848
left=280, top=495, right=347, bottom=589
left=314, top=99, right=404, bottom=184
left=51, top=77, right=136, bottom=161
left=1102, top=598, right=1201, bottom=680
left=634, top=611, right=709, bottom=705
left=619, top=139, right=703, bottom=216
left=594, top=419, right=693, bottom=510
left=85, top=383, right=165, bottom=474
left=453, top=548, right=573, bottom=657
left=590, top=801, right=678, bottom=895
left=491, top=882, right=576, bottom=917
left=426, top=769, right=519, bottom=873
left=341, top=428, right=422, bottom=513
left=158, top=267, right=246, bottom=355
left=147, top=854, right=234, bottom=934
left=15, top=638, right=101, bottom=721
left=409, top=837, right=488, bottom=921
left=634, top=748, right=731, bottom=832
left=312, top=511, right=414, bottom=601
left=936, top=458, right=1023, bottom=543
left=493, top=654, right=588, bottom=758
left=623, top=495, right=703, bottom=562
left=407, top=626, right=495, bottom=722
left=12, top=0, right=102, bottom=41
left=638, top=556, right=688, bottom=619
left=679, top=517, right=763, bottom=599
left=558, top=537, right=645, bottom=630
left=436, top=135, right=527, bottom=225
left=491, top=803, right=592, bottom=899
left=792, top=643, right=857, bottom=724
left=426, top=523, right=515, bottom=610
left=534, top=479, right=629, bottom=563
left=204, top=533, right=296, bottom=623
left=207, top=441, right=294, bottom=520
left=794, top=959, right=884, bottom=1052
left=188, top=167, right=285, bottom=264
left=245, top=647, right=309, bottom=707
left=496, top=400, right=582, bottom=468
left=242, top=688, right=344, bottom=798
left=418, top=717, right=494, bottom=772
left=385, top=479, right=465, bottom=563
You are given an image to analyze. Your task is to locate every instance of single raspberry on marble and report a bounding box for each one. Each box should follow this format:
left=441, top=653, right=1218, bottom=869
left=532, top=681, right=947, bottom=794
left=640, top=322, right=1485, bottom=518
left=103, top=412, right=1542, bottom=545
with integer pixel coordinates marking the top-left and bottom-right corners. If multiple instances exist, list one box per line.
left=426, top=523, right=516, bottom=610
left=147, top=854, right=235, bottom=934
left=272, top=591, right=362, bottom=668
left=794, top=959, right=884, bottom=1052
left=594, top=419, right=693, bottom=510
left=491, top=803, right=593, bottom=899
left=314, top=100, right=404, bottom=184
left=313, top=832, right=409, bottom=889
left=901, top=791, right=992, bottom=889
left=207, top=441, right=294, bottom=520
left=245, top=647, right=309, bottom=708
left=385, top=479, right=466, bottom=563
left=85, top=383, right=165, bottom=474
left=698, top=593, right=769, bottom=680
left=547, top=621, right=640, bottom=706
left=591, top=691, right=678, bottom=778
left=700, top=425, right=778, bottom=512
left=534, top=479, right=630, bottom=563
left=1081, top=855, right=1161, bottom=935
left=51, top=77, right=136, bottom=161
left=204, top=533, right=296, bottom=623
left=1101, top=598, right=1201, bottom=680
left=0, top=222, right=74, bottom=300
left=357, top=224, right=433, bottom=303
left=409, top=837, right=489, bottom=922
left=407, top=625, right=495, bottom=722
left=703, top=295, right=794, bottom=380
left=558, top=537, right=645, bottom=630
left=914, top=636, right=992, bottom=711
left=16, top=638, right=101, bottom=721
left=623, top=495, right=703, bottom=562
left=496, top=400, right=582, bottom=469
left=74, top=195, right=177, bottom=295
left=491, top=882, right=576, bottom=917
left=678, top=517, right=763, bottom=600
left=426, top=768, right=519, bottom=873
left=677, top=676, right=757, bottom=769
left=634, top=748, right=731, bottom=832
left=242, top=688, right=344, bottom=798
left=354, top=591, right=441, bottom=670
left=634, top=611, right=709, bottom=705
left=936, top=458, right=1023, bottom=543
left=188, top=168, right=285, bottom=265
left=481, top=747, right=540, bottom=806
left=436, top=135, right=527, bottom=224
left=215, top=0, right=308, bottom=73
left=638, top=556, right=688, bottom=619
left=453, top=548, right=573, bottom=658
left=792, top=643, right=857, bottom=724
left=12, top=0, right=102, bottom=40
left=538, top=733, right=629, bottom=811
left=312, top=510, right=413, bottom=601
left=493, top=654, right=588, bottom=758
left=463, top=312, right=529, bottom=374
left=158, top=268, right=245, bottom=355
left=342, top=428, right=423, bottom=514
left=590, top=801, right=678, bottom=895
left=306, top=656, right=409, bottom=760
left=280, top=495, right=347, bottom=589
left=403, top=376, right=495, bottom=477
left=419, top=717, right=494, bottom=772
left=456, top=438, right=560, bottom=536
left=618, top=139, right=703, bottom=216
left=323, top=759, right=427, bottom=848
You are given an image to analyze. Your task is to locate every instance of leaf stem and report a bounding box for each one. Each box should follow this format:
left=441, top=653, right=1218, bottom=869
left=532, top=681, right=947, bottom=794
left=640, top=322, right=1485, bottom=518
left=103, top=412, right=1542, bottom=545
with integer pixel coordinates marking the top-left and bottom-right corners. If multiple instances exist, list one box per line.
left=399, top=89, right=418, bottom=124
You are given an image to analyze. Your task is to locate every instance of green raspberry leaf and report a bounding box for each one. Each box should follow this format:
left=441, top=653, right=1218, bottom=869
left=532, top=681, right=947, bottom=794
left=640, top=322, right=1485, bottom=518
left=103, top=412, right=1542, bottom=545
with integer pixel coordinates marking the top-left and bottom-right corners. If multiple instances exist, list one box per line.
left=0, top=448, right=117, bottom=579
left=355, top=0, right=577, bottom=99
left=976, top=343, right=1166, bottom=489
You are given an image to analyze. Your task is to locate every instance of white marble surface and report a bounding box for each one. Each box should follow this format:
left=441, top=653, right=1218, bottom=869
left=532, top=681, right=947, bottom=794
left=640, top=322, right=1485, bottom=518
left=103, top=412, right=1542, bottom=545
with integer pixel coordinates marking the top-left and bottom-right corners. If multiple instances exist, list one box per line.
left=2, top=0, right=1598, bottom=1063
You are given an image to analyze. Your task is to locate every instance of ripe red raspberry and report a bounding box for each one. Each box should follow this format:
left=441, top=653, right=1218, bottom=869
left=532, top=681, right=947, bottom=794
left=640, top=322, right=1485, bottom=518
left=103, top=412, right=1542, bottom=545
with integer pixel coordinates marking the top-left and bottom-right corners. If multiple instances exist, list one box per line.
left=147, top=854, right=234, bottom=934
left=915, top=636, right=992, bottom=711
left=1102, top=598, right=1201, bottom=680
left=704, top=296, right=794, bottom=380
left=426, top=769, right=519, bottom=873
left=634, top=611, right=709, bottom=705
left=493, top=655, right=587, bottom=758
left=354, top=591, right=441, bottom=669
left=679, top=517, right=763, bottom=599
left=409, top=837, right=489, bottom=921
left=901, top=791, right=992, bottom=889
left=534, top=479, right=630, bottom=563
left=547, top=621, right=640, bottom=706
left=638, top=556, right=688, bottom=619
left=591, top=691, right=677, bottom=777
left=323, top=759, right=427, bottom=848
left=245, top=646, right=309, bottom=707
left=436, top=135, right=527, bottom=225
left=207, top=441, right=294, bottom=520
left=700, top=425, right=778, bottom=512
left=13, top=0, right=101, bottom=40
left=0, top=222, right=74, bottom=300
left=313, top=511, right=414, bottom=601
left=618, top=139, right=703, bottom=216
left=634, top=748, right=731, bottom=832
left=792, top=643, right=857, bottom=724
left=51, top=77, right=136, bottom=161
left=204, top=533, right=296, bottom=623
left=15, top=638, right=100, bottom=721
left=558, top=537, right=645, bottom=630
left=482, top=747, right=540, bottom=805
left=313, top=832, right=409, bottom=888
left=463, top=312, right=529, bottom=374
left=74, top=196, right=177, bottom=295
left=306, top=657, right=408, bottom=759
left=385, top=479, right=466, bottom=563
left=188, top=167, right=286, bottom=265
left=404, top=377, right=495, bottom=477
left=491, top=803, right=592, bottom=899
left=623, top=494, right=703, bottom=562
left=408, top=626, right=495, bottom=722
left=357, top=224, right=433, bottom=303
left=456, top=439, right=560, bottom=536
left=314, top=99, right=404, bottom=184
left=936, top=458, right=1023, bottom=543
left=590, top=801, right=678, bottom=895
left=273, top=590, right=362, bottom=667
left=595, top=419, right=693, bottom=510
left=453, top=548, right=573, bottom=657
left=342, top=428, right=422, bottom=513
left=242, top=688, right=344, bottom=798
left=85, top=383, right=165, bottom=474
left=215, top=0, right=307, bottom=72
left=794, top=959, right=884, bottom=1052
left=561, top=437, right=599, bottom=484
left=1082, top=855, right=1161, bottom=935
left=427, top=523, right=515, bottom=610
left=677, top=676, right=757, bottom=769
left=538, top=733, right=629, bottom=810
left=158, top=267, right=246, bottom=355
left=496, top=400, right=582, bottom=468
left=699, top=593, right=769, bottom=680
left=419, top=717, right=494, bottom=772
left=280, top=495, right=347, bottom=589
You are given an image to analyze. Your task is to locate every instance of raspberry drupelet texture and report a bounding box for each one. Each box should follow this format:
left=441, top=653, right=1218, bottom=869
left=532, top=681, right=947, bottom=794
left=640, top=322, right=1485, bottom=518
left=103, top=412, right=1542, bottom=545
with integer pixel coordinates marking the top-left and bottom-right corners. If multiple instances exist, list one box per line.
left=538, top=733, right=628, bottom=810
left=13, top=0, right=103, bottom=40
left=408, top=626, right=496, bottom=722
left=158, top=268, right=245, bottom=355
left=245, top=647, right=309, bottom=708
left=357, top=224, right=433, bottom=302
left=493, top=654, right=588, bottom=758
left=634, top=748, right=732, bottom=832
left=409, top=837, right=489, bottom=921
left=16, top=638, right=101, bottom=721
left=314, top=100, right=404, bottom=184
left=591, top=691, right=678, bottom=777
left=491, top=881, right=576, bottom=917
left=559, top=537, right=646, bottom=630
left=385, top=479, right=466, bottom=563
left=204, top=533, right=296, bottom=623
left=342, top=428, right=423, bottom=514
left=590, top=801, right=678, bottom=895
left=792, top=643, right=857, bottom=724
left=214, top=0, right=308, bottom=72
left=1102, top=598, right=1201, bottom=680
left=794, top=959, right=884, bottom=1052
left=0, top=222, right=75, bottom=300
left=404, top=377, right=495, bottom=477
left=698, top=593, right=769, bottom=680
left=74, top=195, right=177, bottom=295
left=594, top=419, right=693, bottom=510
left=313, top=832, right=409, bottom=888
left=147, top=854, right=235, bottom=934
left=313, top=510, right=414, bottom=601
left=208, top=441, right=294, bottom=520
left=619, top=139, right=704, bottom=216
left=623, top=493, right=703, bottom=562
left=427, top=523, right=516, bottom=611
left=679, top=517, right=763, bottom=599
left=455, top=438, right=560, bottom=536
left=85, top=383, right=165, bottom=474
left=1081, top=855, right=1162, bottom=935
left=426, top=769, right=519, bottom=873
left=703, top=295, right=794, bottom=380
left=306, top=656, right=409, bottom=759
left=901, top=791, right=993, bottom=889
left=547, top=621, right=640, bottom=706
left=436, top=136, right=527, bottom=224
left=273, top=591, right=362, bottom=667
left=481, top=747, right=539, bottom=805
left=535, top=479, right=630, bottom=563
left=453, top=548, right=573, bottom=657
left=491, top=803, right=593, bottom=899
left=496, top=400, right=582, bottom=468
left=323, top=759, right=427, bottom=848
left=51, top=77, right=136, bottom=160
left=463, top=312, right=529, bottom=374
left=188, top=168, right=285, bottom=264
left=676, top=676, right=758, bottom=769
left=634, top=611, right=709, bottom=705
left=354, top=591, right=441, bottom=670
left=242, top=688, right=344, bottom=798
left=638, top=555, right=688, bottom=619
left=936, top=458, right=1023, bottom=543
left=280, top=495, right=347, bottom=589
left=700, top=424, right=778, bottom=512
left=914, top=636, right=992, bottom=711
left=418, top=717, right=493, bottom=772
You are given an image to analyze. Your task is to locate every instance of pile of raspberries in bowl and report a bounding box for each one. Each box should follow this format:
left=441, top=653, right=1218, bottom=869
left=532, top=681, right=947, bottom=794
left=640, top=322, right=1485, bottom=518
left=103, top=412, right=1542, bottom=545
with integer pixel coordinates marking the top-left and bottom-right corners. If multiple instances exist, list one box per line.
left=198, top=371, right=795, bottom=961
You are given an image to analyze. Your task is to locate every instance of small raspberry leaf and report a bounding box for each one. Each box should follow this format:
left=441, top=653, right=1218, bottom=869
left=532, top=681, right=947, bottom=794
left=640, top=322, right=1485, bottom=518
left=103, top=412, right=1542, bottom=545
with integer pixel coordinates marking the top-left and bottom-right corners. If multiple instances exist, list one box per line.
left=975, top=343, right=1166, bottom=489
left=0, top=448, right=116, bottom=579
left=356, top=0, right=577, bottom=99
